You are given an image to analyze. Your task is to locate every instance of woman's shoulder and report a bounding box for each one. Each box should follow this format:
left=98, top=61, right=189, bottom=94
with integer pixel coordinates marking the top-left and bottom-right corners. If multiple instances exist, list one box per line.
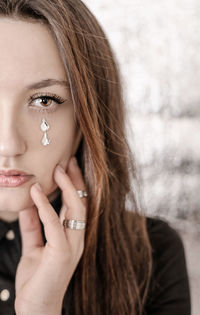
left=123, top=211, right=191, bottom=314
left=145, top=215, right=184, bottom=251
left=124, top=211, right=183, bottom=249
left=123, top=211, right=187, bottom=266
left=144, top=216, right=191, bottom=314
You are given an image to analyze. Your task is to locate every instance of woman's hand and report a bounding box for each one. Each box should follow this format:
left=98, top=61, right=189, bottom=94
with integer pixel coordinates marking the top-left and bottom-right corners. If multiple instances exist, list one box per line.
left=15, top=157, right=87, bottom=315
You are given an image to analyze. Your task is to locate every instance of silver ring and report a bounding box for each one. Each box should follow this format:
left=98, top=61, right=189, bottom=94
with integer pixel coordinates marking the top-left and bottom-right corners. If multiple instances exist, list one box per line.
left=63, top=219, right=86, bottom=230
left=77, top=190, right=88, bottom=198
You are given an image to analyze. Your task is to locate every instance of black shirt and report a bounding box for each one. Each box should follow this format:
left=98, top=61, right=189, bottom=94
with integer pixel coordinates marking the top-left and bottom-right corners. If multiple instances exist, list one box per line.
left=145, top=217, right=191, bottom=315
left=0, top=193, right=191, bottom=314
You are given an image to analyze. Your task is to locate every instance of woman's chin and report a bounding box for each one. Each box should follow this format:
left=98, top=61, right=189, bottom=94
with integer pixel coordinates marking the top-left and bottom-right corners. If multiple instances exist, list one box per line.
left=0, top=184, right=59, bottom=219
left=0, top=188, right=34, bottom=213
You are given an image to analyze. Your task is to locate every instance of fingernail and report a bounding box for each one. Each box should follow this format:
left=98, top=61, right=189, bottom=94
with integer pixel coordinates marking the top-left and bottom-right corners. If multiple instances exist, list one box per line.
left=34, top=183, right=42, bottom=191
left=71, top=156, right=78, bottom=166
left=56, top=164, right=66, bottom=174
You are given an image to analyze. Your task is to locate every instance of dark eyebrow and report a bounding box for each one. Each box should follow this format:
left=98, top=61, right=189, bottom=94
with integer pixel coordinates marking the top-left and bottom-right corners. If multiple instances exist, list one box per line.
left=25, top=79, right=69, bottom=90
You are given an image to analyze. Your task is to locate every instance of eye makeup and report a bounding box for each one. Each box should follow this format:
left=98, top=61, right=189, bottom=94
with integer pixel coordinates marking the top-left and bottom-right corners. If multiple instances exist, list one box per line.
left=29, top=92, right=67, bottom=113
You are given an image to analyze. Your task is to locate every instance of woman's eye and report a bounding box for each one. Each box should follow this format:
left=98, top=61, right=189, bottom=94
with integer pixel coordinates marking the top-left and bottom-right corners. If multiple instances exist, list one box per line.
left=33, top=97, right=55, bottom=108
left=29, top=94, right=66, bottom=112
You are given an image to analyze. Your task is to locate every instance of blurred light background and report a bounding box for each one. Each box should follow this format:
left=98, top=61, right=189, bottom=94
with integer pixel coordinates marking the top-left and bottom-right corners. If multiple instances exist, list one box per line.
left=85, top=1, right=200, bottom=314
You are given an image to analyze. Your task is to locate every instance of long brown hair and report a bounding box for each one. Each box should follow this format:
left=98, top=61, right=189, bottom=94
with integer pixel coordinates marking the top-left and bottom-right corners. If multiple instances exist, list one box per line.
left=0, top=1, right=152, bottom=313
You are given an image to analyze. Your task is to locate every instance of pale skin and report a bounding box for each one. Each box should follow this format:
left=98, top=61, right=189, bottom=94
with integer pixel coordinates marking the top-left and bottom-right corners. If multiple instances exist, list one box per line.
left=0, top=18, right=87, bottom=314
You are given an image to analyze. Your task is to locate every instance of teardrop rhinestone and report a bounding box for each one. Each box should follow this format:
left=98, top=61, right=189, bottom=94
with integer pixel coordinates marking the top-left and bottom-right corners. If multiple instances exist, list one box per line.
left=40, top=118, right=49, bottom=132
left=42, top=132, right=50, bottom=146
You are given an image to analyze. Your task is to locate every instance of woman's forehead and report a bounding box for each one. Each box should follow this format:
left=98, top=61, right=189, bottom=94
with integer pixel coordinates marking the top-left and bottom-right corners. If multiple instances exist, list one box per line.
left=0, top=18, right=66, bottom=86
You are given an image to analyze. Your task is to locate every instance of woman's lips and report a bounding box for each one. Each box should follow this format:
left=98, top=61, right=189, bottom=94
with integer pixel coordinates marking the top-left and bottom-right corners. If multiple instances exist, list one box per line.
left=0, top=175, right=33, bottom=187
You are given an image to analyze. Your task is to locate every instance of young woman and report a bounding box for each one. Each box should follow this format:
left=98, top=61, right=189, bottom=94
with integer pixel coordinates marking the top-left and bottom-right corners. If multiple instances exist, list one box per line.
left=0, top=1, right=191, bottom=314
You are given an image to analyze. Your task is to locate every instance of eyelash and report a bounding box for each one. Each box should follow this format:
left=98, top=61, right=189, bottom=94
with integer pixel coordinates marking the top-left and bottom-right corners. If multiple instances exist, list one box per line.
left=29, top=92, right=66, bottom=113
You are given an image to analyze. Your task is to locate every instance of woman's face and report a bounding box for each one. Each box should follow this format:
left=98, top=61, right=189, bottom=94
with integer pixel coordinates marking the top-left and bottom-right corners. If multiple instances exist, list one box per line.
left=0, top=18, right=80, bottom=220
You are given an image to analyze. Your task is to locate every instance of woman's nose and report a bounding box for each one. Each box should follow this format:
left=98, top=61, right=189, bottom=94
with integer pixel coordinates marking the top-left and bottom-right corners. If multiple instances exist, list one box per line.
left=0, top=117, right=26, bottom=157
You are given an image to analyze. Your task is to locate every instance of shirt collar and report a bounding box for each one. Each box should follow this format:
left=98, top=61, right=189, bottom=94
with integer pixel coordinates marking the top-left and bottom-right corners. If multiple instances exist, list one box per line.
left=0, top=218, right=20, bottom=241
left=0, top=220, right=10, bottom=240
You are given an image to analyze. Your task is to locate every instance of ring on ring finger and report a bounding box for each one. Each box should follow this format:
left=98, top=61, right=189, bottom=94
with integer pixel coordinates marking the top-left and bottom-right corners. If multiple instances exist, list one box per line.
left=63, top=219, right=86, bottom=230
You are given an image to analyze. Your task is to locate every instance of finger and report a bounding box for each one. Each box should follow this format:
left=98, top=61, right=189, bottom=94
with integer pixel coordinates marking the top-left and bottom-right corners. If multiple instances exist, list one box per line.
left=66, top=157, right=88, bottom=208
left=30, top=183, right=66, bottom=250
left=54, top=162, right=87, bottom=218
left=57, top=157, right=87, bottom=225
left=58, top=205, right=67, bottom=226
left=54, top=161, right=87, bottom=247
left=18, top=206, right=44, bottom=256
